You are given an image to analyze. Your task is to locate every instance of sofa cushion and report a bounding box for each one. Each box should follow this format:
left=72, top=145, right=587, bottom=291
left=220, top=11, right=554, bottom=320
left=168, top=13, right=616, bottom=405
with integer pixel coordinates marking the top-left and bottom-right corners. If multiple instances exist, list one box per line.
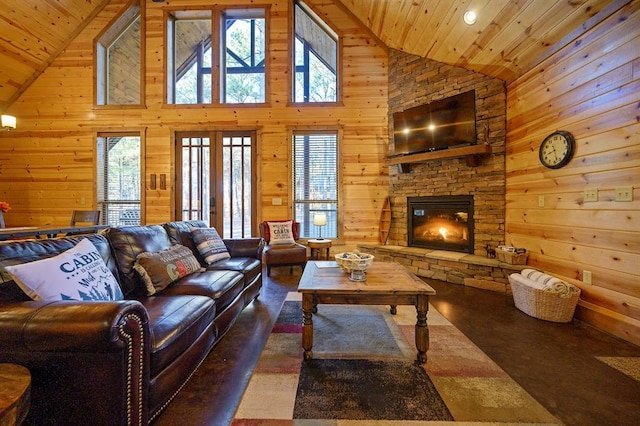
left=205, top=257, right=261, bottom=287
left=134, top=245, right=203, bottom=295
left=5, top=238, right=124, bottom=302
left=267, top=220, right=296, bottom=245
left=159, top=269, right=244, bottom=312
left=137, top=294, right=217, bottom=376
left=191, top=227, right=231, bottom=265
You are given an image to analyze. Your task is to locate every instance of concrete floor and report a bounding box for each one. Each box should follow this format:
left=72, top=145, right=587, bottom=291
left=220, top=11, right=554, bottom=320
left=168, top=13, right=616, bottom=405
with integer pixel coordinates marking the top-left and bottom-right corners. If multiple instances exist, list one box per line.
left=153, top=267, right=640, bottom=426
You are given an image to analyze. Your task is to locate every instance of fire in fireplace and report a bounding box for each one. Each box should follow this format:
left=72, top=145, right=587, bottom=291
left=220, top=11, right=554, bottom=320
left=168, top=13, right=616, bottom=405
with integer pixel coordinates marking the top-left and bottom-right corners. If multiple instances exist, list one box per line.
left=407, top=196, right=474, bottom=253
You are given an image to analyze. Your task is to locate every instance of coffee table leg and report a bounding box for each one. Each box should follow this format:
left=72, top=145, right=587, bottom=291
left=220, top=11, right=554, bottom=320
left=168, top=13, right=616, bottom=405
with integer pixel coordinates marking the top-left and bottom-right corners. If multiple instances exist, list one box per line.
left=302, top=294, right=314, bottom=360
left=415, top=294, right=429, bottom=364
left=390, top=305, right=397, bottom=314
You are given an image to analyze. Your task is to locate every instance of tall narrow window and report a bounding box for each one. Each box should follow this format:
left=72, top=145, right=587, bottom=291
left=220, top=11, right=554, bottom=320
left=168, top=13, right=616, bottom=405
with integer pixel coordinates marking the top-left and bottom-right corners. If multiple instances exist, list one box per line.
left=222, top=9, right=266, bottom=103
left=97, top=134, right=142, bottom=226
left=96, top=3, right=143, bottom=105
left=168, top=12, right=213, bottom=104
left=293, top=1, right=338, bottom=103
left=292, top=131, right=338, bottom=238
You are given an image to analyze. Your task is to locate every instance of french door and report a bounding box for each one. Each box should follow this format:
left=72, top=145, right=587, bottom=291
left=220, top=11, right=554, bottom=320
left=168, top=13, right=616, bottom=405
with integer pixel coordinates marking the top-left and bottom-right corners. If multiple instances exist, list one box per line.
left=175, top=130, right=256, bottom=238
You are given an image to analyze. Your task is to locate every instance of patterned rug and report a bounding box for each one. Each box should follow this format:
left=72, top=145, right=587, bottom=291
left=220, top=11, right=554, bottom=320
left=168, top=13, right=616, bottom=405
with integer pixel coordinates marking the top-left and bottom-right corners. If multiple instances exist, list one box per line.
left=232, top=292, right=561, bottom=424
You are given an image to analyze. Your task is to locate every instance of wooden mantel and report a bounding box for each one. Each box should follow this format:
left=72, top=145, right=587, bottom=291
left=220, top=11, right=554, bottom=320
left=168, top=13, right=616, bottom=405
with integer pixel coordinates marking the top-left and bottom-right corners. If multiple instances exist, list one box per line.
left=388, top=143, right=492, bottom=168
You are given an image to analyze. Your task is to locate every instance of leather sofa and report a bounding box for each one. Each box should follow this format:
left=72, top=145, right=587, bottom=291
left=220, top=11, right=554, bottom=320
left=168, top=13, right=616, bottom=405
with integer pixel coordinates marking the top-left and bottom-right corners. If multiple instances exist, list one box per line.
left=0, top=222, right=263, bottom=425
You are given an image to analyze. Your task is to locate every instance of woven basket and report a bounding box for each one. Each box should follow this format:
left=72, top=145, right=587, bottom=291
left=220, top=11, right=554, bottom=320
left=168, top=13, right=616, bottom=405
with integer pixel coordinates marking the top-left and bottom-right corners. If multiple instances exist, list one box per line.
left=509, top=275, right=581, bottom=323
left=496, top=249, right=528, bottom=265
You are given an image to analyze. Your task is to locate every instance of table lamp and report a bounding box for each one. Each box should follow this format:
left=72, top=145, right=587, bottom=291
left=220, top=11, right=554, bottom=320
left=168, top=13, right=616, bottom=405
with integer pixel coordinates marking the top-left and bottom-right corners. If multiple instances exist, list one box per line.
left=313, top=213, right=327, bottom=240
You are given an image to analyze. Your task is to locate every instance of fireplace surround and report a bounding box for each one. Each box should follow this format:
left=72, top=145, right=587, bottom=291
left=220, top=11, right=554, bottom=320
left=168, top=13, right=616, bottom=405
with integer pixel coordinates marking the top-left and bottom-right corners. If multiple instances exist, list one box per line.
left=407, top=196, right=474, bottom=253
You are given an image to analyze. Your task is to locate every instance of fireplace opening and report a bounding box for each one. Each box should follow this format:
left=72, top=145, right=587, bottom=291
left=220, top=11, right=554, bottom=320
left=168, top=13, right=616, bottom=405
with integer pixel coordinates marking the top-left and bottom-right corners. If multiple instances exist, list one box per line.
left=407, top=196, right=474, bottom=253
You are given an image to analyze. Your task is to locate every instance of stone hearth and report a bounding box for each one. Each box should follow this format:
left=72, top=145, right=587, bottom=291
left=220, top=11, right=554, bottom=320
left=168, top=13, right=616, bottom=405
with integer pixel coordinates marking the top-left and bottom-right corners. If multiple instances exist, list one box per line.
left=358, top=244, right=525, bottom=293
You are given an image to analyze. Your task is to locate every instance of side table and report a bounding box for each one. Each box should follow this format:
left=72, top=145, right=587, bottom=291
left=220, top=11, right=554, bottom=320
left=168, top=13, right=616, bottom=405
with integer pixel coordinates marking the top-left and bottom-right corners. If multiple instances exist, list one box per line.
left=0, top=364, right=31, bottom=426
left=307, top=239, right=332, bottom=260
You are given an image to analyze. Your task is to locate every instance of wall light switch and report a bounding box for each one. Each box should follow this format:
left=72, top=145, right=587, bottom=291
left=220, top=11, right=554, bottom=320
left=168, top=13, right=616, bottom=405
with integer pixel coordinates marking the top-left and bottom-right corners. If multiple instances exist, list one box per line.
left=583, top=270, right=592, bottom=285
left=614, top=187, right=633, bottom=202
left=537, top=196, right=545, bottom=207
left=584, top=189, right=598, bottom=202
left=272, top=197, right=282, bottom=206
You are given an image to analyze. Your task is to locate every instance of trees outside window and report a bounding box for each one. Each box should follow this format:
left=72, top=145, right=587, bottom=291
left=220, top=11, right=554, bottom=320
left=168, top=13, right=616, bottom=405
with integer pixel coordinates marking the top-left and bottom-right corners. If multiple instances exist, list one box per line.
left=97, top=134, right=141, bottom=226
left=294, top=1, right=338, bottom=103
left=167, top=9, right=266, bottom=104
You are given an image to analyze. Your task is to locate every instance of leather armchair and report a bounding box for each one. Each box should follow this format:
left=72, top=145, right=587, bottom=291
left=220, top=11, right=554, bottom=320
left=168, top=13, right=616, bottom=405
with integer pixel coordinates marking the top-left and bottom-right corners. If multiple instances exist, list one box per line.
left=259, top=221, right=307, bottom=276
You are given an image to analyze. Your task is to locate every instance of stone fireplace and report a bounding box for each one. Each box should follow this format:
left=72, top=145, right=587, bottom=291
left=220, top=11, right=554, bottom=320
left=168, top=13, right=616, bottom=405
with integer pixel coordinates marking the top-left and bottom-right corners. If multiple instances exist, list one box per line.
left=386, top=49, right=507, bottom=256
left=407, top=196, right=474, bottom=253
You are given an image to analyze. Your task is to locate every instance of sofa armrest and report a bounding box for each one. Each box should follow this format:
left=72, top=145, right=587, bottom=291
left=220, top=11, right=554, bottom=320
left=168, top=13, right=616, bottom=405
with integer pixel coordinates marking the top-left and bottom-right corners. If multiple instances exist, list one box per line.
left=223, top=237, right=265, bottom=259
left=0, top=300, right=150, bottom=426
left=0, top=300, right=148, bottom=352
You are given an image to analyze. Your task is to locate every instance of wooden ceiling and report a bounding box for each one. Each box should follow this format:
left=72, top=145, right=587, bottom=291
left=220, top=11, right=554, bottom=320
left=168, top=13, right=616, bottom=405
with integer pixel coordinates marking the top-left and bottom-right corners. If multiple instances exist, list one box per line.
left=0, top=0, right=624, bottom=110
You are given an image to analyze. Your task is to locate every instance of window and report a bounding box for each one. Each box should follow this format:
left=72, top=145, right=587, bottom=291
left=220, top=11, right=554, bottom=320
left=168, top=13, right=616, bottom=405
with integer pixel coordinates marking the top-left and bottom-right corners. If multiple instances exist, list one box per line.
left=97, top=134, right=142, bottom=226
left=95, top=2, right=142, bottom=105
left=292, top=131, right=338, bottom=239
left=293, top=1, right=338, bottom=103
left=167, top=12, right=213, bottom=104
left=167, top=8, right=266, bottom=104
left=223, top=10, right=266, bottom=103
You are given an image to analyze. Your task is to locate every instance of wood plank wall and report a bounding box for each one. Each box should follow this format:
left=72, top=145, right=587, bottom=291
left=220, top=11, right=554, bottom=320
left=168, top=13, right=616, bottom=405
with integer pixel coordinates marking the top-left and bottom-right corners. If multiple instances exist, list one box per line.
left=0, top=0, right=389, bottom=251
left=506, top=2, right=640, bottom=345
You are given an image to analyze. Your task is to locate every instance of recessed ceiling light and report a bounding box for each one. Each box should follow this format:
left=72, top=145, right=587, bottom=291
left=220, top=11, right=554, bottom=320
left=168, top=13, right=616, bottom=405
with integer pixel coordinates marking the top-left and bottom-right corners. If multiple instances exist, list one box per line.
left=463, top=10, right=477, bottom=25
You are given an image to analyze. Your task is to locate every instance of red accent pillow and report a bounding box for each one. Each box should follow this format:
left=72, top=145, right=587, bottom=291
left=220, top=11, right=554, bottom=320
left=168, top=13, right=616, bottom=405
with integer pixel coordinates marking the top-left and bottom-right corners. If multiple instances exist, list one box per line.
left=262, top=220, right=299, bottom=242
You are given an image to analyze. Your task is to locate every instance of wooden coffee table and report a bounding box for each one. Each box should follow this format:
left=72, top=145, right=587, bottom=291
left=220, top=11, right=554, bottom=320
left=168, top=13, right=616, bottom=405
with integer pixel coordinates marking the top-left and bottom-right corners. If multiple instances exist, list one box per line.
left=298, top=260, right=436, bottom=363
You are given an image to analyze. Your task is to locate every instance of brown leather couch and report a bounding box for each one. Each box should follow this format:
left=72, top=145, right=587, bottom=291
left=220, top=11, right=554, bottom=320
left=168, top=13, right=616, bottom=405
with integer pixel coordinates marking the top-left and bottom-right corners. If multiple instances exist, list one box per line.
left=0, top=222, right=263, bottom=425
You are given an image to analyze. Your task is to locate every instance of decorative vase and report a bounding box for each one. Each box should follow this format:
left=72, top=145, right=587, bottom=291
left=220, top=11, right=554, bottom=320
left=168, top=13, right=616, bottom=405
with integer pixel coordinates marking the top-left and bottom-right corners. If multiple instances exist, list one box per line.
left=0, top=210, right=4, bottom=228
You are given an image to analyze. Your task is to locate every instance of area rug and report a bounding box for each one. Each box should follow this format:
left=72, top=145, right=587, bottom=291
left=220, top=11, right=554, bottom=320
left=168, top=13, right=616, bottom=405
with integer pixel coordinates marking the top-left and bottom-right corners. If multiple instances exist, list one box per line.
left=232, top=292, right=561, bottom=424
left=294, top=358, right=453, bottom=421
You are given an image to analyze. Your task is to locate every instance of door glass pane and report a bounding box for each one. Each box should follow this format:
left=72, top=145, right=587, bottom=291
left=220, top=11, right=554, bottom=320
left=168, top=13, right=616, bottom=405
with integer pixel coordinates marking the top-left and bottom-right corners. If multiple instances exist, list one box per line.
left=222, top=134, right=252, bottom=238
left=181, top=136, right=211, bottom=223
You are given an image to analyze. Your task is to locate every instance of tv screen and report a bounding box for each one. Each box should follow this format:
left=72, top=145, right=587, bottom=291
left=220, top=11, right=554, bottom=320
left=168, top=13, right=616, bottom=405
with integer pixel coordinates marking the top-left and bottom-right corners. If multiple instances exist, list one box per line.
left=393, top=90, right=476, bottom=156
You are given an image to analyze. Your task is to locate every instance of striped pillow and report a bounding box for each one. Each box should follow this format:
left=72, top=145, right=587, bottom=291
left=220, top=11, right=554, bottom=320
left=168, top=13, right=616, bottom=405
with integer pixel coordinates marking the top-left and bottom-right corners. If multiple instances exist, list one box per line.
left=191, top=228, right=231, bottom=265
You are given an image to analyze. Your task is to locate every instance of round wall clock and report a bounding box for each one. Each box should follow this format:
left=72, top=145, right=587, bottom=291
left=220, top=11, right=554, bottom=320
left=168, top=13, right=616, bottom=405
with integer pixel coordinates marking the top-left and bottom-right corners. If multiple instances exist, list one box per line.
left=538, top=130, right=575, bottom=169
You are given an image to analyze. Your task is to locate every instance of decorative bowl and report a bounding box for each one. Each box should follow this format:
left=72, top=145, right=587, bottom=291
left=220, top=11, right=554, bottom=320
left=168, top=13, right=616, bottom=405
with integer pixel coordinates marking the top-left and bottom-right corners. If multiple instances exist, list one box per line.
left=334, top=252, right=374, bottom=281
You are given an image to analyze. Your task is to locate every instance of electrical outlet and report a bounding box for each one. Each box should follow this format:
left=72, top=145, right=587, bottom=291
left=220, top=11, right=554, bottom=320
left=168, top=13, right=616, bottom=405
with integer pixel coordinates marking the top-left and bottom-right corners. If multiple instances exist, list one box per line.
left=614, top=187, right=633, bottom=202
left=584, top=189, right=598, bottom=202
left=537, top=195, right=545, bottom=207
left=272, top=197, right=282, bottom=206
left=80, top=197, right=86, bottom=205
left=583, top=270, right=592, bottom=285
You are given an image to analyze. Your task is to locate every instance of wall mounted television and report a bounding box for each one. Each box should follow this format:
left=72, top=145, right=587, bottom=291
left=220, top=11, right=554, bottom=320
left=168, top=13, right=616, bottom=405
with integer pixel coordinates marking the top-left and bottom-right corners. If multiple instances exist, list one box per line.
left=392, top=90, right=476, bottom=156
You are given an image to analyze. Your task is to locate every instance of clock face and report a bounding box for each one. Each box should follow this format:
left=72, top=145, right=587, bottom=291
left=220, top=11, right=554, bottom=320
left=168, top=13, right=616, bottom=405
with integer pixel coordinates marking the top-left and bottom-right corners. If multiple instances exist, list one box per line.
left=539, top=131, right=575, bottom=169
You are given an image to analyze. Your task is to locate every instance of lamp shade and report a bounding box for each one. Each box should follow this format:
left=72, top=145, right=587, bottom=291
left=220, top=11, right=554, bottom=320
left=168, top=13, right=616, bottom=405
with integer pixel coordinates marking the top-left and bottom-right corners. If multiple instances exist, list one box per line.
left=1, top=114, right=16, bottom=129
left=313, top=213, right=327, bottom=226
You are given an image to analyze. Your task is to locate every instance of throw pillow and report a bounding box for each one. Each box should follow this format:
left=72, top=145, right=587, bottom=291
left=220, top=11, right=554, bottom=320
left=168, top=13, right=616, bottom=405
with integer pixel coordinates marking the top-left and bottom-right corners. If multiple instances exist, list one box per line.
left=191, top=227, right=231, bottom=265
left=133, top=244, right=202, bottom=295
left=267, top=220, right=295, bottom=245
left=262, top=220, right=299, bottom=241
left=5, top=238, right=124, bottom=302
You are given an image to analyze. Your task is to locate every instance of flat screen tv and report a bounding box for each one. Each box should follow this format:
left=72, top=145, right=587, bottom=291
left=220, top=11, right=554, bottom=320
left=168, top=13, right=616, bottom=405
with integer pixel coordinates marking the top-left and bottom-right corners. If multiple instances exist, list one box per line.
left=393, top=90, right=476, bottom=156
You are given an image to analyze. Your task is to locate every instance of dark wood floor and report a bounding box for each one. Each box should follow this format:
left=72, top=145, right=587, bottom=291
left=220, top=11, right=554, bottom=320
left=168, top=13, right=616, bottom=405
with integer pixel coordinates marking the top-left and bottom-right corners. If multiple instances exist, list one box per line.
left=154, top=267, right=640, bottom=426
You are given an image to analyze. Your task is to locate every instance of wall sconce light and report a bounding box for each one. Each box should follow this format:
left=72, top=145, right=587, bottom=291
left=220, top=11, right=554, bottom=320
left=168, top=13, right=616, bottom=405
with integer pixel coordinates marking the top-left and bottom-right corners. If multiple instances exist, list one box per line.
left=463, top=10, right=477, bottom=25
left=313, top=213, right=327, bottom=240
left=1, top=115, right=16, bottom=131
